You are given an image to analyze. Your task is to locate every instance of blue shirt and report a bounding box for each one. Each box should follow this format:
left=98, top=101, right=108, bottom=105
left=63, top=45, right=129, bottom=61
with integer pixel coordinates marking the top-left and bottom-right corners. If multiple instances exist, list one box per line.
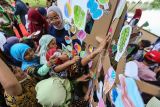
left=48, top=25, right=81, bottom=48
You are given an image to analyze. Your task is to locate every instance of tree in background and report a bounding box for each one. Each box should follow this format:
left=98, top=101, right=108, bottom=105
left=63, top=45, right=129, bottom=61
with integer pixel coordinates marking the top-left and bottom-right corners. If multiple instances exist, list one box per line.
left=151, top=0, right=160, bottom=9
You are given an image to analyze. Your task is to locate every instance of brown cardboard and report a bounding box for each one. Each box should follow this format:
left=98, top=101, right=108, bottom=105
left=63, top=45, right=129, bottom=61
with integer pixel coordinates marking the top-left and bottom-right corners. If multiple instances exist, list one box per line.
left=115, top=53, right=127, bottom=83
left=84, top=0, right=119, bottom=47
left=112, top=5, right=127, bottom=43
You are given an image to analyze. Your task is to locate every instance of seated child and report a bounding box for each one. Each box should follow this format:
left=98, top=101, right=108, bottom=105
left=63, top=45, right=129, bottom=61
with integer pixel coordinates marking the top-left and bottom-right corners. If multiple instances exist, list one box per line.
left=127, top=40, right=151, bottom=61
left=10, top=43, right=56, bottom=81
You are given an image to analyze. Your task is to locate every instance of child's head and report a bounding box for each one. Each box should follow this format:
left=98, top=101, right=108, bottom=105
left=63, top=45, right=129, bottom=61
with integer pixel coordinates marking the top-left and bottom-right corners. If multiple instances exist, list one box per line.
left=21, top=38, right=36, bottom=51
left=10, top=43, right=35, bottom=62
left=39, top=34, right=57, bottom=50
left=24, top=48, right=35, bottom=61
left=139, top=40, right=151, bottom=49
left=48, top=38, right=57, bottom=49
left=144, top=50, right=160, bottom=65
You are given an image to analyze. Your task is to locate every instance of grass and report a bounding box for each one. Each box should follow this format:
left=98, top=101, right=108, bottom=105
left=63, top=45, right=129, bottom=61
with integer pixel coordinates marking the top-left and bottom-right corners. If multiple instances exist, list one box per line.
left=22, top=0, right=46, bottom=7
left=8, top=0, right=46, bottom=7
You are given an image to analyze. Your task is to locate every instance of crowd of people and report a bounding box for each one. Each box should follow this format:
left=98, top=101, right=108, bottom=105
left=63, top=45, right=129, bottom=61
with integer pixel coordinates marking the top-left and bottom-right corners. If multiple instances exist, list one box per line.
left=0, top=0, right=160, bottom=107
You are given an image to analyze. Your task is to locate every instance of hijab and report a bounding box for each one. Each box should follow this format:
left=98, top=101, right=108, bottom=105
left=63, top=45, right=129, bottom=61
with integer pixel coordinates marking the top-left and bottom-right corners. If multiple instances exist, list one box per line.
left=39, top=34, right=55, bottom=64
left=28, top=8, right=48, bottom=34
left=3, top=36, right=19, bottom=56
left=47, top=4, right=64, bottom=30
left=37, top=7, right=47, bottom=17
left=10, top=43, right=38, bottom=71
left=35, top=76, right=71, bottom=107
left=133, top=9, right=142, bottom=19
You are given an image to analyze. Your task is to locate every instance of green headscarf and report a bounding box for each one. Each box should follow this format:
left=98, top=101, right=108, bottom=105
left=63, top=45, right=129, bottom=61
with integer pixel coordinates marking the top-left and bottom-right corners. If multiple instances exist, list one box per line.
left=35, top=77, right=71, bottom=107
left=39, top=34, right=55, bottom=64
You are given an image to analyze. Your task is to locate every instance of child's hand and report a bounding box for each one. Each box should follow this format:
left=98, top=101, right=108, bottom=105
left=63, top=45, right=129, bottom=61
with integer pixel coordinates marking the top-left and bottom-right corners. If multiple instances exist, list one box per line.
left=47, top=55, right=57, bottom=67
left=95, top=36, right=111, bottom=53
left=71, top=56, right=80, bottom=64
left=76, top=74, right=90, bottom=82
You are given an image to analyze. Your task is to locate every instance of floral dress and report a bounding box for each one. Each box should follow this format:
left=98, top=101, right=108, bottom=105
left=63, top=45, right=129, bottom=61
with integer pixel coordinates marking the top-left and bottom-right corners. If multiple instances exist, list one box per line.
left=4, top=77, right=41, bottom=107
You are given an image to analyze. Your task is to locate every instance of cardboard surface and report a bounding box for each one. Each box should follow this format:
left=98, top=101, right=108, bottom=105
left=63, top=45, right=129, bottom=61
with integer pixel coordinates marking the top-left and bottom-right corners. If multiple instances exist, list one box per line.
left=84, top=0, right=119, bottom=47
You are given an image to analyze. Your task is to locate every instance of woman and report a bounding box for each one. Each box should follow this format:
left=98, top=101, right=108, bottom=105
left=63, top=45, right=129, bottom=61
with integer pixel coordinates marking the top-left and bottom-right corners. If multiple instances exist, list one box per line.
left=28, top=9, right=48, bottom=42
left=47, top=4, right=80, bottom=48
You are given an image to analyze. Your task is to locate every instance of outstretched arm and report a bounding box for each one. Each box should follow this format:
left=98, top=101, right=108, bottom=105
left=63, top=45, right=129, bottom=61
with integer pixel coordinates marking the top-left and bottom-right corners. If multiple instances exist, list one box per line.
left=81, top=36, right=111, bottom=66
left=0, top=59, right=22, bottom=96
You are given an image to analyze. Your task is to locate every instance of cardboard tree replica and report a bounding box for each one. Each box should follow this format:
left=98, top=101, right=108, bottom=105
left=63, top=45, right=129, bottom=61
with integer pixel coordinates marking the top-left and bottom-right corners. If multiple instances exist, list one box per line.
left=0, top=0, right=160, bottom=106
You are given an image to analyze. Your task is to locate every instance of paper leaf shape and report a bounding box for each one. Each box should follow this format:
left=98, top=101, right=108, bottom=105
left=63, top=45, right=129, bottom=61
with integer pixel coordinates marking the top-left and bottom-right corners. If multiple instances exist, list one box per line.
left=70, top=24, right=77, bottom=34
left=73, top=5, right=86, bottom=30
left=87, top=0, right=103, bottom=20
left=110, top=88, right=118, bottom=103
left=98, top=97, right=105, bottom=107
left=57, top=0, right=73, bottom=23
left=64, top=2, right=72, bottom=18
left=115, top=25, right=132, bottom=62
left=0, top=32, right=6, bottom=51
left=103, top=66, right=116, bottom=94
left=96, top=81, right=103, bottom=100
left=80, top=51, right=86, bottom=58
left=77, top=30, right=86, bottom=44
left=62, top=43, right=68, bottom=53
left=65, top=36, right=72, bottom=44
left=66, top=45, right=72, bottom=52
left=74, top=43, right=81, bottom=53
left=98, top=0, right=109, bottom=5
left=114, top=0, right=126, bottom=19
left=64, top=23, right=71, bottom=31
left=142, top=21, right=149, bottom=27
left=88, top=45, right=94, bottom=53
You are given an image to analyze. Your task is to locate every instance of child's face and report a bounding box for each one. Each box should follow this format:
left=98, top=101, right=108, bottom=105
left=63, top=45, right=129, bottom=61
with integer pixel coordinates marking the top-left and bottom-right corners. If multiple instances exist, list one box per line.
left=24, top=48, right=35, bottom=61
left=48, top=39, right=57, bottom=49
left=13, top=67, right=27, bottom=81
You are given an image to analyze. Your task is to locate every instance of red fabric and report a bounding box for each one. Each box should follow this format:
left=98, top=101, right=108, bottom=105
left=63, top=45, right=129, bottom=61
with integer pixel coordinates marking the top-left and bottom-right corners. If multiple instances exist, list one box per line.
left=19, top=23, right=30, bottom=37
left=132, top=9, right=142, bottom=19
left=13, top=27, right=21, bottom=39
left=145, top=50, right=160, bottom=63
left=28, top=8, right=48, bottom=34
left=46, top=48, right=62, bottom=65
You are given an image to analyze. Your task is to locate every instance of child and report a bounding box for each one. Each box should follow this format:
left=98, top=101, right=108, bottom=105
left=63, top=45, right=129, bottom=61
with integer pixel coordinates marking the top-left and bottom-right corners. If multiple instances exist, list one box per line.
left=38, top=34, right=111, bottom=106
left=10, top=43, right=56, bottom=81
left=127, top=40, right=151, bottom=61
left=134, top=50, right=160, bottom=81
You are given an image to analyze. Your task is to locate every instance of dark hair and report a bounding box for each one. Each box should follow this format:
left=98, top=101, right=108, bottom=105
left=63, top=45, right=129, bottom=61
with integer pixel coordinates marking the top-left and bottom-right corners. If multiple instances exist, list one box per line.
left=26, top=2, right=29, bottom=6
left=143, top=57, right=156, bottom=65
left=21, top=39, right=35, bottom=50
left=141, top=40, right=151, bottom=48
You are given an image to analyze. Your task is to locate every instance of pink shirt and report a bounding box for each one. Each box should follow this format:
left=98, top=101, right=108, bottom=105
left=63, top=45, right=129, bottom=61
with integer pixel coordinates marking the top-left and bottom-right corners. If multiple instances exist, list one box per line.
left=134, top=60, right=157, bottom=81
